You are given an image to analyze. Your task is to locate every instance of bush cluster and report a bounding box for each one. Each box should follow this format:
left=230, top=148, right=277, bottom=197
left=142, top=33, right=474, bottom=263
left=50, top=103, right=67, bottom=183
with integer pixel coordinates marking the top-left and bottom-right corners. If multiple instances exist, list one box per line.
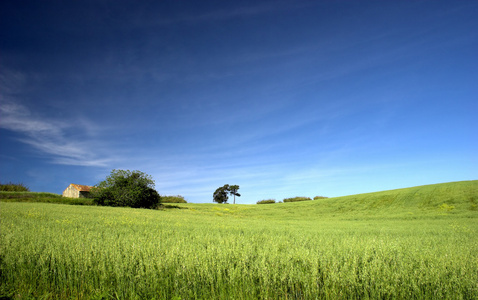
left=0, top=192, right=60, bottom=199
left=283, top=196, right=312, bottom=203
left=91, top=170, right=160, bottom=209
left=314, top=196, right=328, bottom=200
left=161, top=195, right=187, bottom=203
left=0, top=182, right=30, bottom=192
left=0, top=192, right=94, bottom=205
left=257, top=199, right=276, bottom=204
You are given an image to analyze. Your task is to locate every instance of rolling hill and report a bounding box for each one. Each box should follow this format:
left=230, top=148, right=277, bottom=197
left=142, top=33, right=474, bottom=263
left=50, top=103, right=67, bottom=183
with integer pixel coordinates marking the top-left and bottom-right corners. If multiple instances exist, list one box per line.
left=1, top=180, right=477, bottom=299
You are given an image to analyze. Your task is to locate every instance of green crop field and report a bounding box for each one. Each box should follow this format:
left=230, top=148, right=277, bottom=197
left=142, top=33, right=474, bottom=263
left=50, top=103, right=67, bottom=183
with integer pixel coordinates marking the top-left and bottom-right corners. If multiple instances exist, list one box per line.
left=1, top=181, right=477, bottom=299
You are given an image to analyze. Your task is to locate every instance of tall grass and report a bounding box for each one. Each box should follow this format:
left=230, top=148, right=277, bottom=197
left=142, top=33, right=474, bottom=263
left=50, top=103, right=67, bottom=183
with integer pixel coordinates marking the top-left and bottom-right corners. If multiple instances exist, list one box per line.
left=1, top=181, right=477, bottom=299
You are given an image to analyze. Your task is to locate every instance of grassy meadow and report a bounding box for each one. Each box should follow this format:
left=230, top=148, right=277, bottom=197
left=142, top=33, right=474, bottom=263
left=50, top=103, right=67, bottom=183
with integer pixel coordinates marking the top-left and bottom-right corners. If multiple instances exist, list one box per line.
left=1, top=181, right=477, bottom=299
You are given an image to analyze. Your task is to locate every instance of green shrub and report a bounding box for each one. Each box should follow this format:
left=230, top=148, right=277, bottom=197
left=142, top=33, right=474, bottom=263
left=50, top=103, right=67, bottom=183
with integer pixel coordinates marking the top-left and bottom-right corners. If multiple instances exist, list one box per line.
left=313, top=196, right=328, bottom=200
left=0, top=192, right=61, bottom=199
left=0, top=192, right=94, bottom=205
left=161, top=195, right=187, bottom=203
left=257, top=199, right=276, bottom=204
left=0, top=182, right=30, bottom=192
left=283, top=196, right=312, bottom=203
left=91, top=169, right=160, bottom=209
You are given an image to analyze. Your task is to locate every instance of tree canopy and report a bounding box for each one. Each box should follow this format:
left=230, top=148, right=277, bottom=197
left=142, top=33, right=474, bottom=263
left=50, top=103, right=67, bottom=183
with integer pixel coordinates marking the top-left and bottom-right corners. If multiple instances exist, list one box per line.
left=91, top=169, right=160, bottom=209
left=228, top=185, right=241, bottom=204
left=213, top=184, right=241, bottom=204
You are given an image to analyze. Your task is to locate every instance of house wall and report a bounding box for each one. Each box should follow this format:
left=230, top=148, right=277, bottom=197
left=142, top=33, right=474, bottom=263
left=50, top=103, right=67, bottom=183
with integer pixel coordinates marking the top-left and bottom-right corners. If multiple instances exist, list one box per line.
left=62, top=185, right=79, bottom=198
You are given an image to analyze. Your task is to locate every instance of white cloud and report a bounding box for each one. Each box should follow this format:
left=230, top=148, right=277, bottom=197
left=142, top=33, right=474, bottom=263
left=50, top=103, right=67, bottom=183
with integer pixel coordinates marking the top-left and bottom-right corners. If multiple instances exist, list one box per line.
left=0, top=101, right=64, bottom=136
left=0, top=68, right=112, bottom=168
left=0, top=99, right=110, bottom=167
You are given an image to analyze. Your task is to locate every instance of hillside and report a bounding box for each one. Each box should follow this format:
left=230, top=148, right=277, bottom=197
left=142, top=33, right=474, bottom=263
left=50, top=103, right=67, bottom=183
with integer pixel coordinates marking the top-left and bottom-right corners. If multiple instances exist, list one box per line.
left=282, top=180, right=478, bottom=215
left=1, top=180, right=477, bottom=299
left=171, top=180, right=478, bottom=220
left=1, top=180, right=477, bottom=219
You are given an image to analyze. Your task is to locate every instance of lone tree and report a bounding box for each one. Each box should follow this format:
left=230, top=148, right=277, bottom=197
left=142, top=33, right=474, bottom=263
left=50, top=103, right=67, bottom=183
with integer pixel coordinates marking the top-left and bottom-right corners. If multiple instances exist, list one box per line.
left=228, top=185, right=241, bottom=204
left=213, top=184, right=229, bottom=204
left=213, top=184, right=241, bottom=204
left=91, top=169, right=160, bottom=209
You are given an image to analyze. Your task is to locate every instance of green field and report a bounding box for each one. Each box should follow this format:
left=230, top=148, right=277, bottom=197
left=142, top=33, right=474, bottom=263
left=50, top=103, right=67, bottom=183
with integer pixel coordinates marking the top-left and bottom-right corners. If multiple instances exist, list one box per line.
left=1, top=181, right=477, bottom=299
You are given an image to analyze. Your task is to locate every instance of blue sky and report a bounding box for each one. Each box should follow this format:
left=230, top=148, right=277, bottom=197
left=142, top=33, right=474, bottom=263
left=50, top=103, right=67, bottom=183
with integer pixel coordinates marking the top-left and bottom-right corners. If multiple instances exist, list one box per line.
left=1, top=0, right=477, bottom=203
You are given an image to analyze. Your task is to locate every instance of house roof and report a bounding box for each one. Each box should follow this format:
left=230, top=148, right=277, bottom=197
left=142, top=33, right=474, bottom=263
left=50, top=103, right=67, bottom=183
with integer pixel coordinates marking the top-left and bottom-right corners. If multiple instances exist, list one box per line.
left=70, top=184, right=93, bottom=192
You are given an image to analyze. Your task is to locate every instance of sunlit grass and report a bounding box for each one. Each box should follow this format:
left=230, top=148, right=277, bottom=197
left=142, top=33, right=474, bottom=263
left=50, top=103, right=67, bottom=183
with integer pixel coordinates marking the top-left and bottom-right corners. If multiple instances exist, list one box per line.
left=1, top=181, right=477, bottom=299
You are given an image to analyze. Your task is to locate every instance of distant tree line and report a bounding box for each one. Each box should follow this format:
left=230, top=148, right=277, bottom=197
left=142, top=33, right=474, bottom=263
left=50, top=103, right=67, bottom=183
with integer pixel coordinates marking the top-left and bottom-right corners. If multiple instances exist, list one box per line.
left=0, top=182, right=30, bottom=192
left=257, top=199, right=276, bottom=204
left=2, top=173, right=330, bottom=208
left=257, top=196, right=328, bottom=204
left=161, top=195, right=187, bottom=203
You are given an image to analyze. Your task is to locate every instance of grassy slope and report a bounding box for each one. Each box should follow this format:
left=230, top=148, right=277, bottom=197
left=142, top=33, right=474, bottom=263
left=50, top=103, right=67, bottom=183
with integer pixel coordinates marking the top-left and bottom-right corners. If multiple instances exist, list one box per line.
left=1, top=180, right=477, bottom=299
left=174, top=180, right=478, bottom=219
left=281, top=180, right=478, bottom=216
left=2, top=180, right=476, bottom=217
left=319, top=180, right=478, bottom=211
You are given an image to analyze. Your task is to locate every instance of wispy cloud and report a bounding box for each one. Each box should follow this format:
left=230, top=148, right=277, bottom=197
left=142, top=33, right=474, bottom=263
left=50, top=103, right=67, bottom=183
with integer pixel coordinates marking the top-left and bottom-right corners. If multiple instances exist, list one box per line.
left=0, top=99, right=110, bottom=167
left=1, top=101, right=63, bottom=136
left=0, top=71, right=112, bottom=167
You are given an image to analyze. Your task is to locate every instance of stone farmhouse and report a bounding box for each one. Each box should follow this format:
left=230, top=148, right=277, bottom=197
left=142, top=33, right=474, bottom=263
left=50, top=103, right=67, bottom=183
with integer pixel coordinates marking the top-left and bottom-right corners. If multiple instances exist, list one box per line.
left=62, top=184, right=93, bottom=198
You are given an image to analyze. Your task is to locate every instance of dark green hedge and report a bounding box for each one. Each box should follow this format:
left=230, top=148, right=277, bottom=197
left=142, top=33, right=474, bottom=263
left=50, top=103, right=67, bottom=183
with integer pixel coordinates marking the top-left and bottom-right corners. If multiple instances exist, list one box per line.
left=161, top=195, right=187, bottom=203
left=257, top=199, right=276, bottom=204
left=0, top=182, right=30, bottom=192
left=283, top=197, right=312, bottom=203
